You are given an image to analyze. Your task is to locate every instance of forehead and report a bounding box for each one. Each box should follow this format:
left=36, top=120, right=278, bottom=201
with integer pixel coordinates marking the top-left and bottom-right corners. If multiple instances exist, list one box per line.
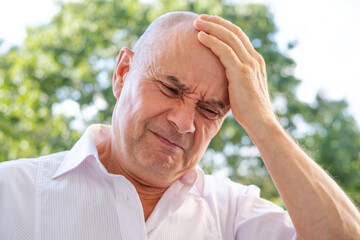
left=143, top=23, right=229, bottom=105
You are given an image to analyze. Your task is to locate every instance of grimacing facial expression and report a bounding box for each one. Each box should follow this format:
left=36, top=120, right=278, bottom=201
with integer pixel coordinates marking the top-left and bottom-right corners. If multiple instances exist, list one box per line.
left=112, top=22, right=230, bottom=187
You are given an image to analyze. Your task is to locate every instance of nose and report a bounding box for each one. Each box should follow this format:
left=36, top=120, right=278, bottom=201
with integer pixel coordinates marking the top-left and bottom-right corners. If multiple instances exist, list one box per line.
left=167, top=103, right=196, bottom=134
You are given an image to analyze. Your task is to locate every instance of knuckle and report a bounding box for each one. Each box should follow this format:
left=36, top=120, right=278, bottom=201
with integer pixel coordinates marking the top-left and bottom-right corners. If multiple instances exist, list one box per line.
left=237, top=29, right=250, bottom=42
left=248, top=59, right=257, bottom=68
left=245, top=34, right=250, bottom=41
left=207, top=35, right=217, bottom=45
left=235, top=28, right=244, bottom=37
left=212, top=15, right=221, bottom=21
left=228, top=32, right=239, bottom=43
left=257, top=54, right=266, bottom=66
left=241, top=65, right=251, bottom=75
left=224, top=18, right=233, bottom=26
left=224, top=45, right=234, bottom=55
left=250, top=51, right=265, bottom=66
left=209, top=39, right=221, bottom=52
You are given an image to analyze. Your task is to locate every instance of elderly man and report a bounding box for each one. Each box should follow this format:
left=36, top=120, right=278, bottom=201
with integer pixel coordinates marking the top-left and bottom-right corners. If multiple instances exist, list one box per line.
left=1, top=11, right=359, bottom=239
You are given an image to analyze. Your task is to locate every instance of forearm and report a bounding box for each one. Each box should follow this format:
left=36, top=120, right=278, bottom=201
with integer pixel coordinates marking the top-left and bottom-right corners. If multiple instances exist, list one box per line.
left=246, top=119, right=360, bottom=239
left=193, top=14, right=360, bottom=238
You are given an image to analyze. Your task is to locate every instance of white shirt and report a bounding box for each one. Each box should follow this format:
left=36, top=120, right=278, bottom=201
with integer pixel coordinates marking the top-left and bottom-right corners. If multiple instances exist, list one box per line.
left=0, top=125, right=296, bottom=240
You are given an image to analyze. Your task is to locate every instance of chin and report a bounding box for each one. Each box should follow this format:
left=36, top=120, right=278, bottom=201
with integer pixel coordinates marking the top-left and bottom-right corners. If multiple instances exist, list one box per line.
left=140, top=148, right=181, bottom=169
left=139, top=156, right=183, bottom=185
left=141, top=168, right=180, bottom=188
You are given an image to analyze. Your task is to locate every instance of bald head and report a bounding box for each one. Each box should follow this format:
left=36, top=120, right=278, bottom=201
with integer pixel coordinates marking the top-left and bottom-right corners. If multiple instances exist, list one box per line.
left=111, top=11, right=229, bottom=188
left=132, top=11, right=200, bottom=65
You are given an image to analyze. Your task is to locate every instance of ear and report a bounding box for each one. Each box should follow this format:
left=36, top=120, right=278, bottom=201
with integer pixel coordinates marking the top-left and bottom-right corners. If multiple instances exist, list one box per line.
left=113, top=47, right=134, bottom=99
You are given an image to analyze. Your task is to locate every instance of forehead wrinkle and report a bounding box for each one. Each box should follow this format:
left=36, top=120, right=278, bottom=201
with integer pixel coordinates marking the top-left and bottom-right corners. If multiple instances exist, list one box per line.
left=142, top=23, right=229, bottom=114
left=146, top=61, right=161, bottom=80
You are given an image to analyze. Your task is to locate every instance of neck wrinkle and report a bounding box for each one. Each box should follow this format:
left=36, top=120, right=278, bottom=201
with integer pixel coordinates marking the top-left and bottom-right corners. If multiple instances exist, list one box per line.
left=97, top=132, right=167, bottom=212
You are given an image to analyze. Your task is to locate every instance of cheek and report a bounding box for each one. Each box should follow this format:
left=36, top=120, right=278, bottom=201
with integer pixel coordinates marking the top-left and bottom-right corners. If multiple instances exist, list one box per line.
left=193, top=119, right=221, bottom=150
left=120, top=81, right=152, bottom=114
left=183, top=120, right=218, bottom=168
left=191, top=118, right=224, bottom=157
left=119, top=84, right=176, bottom=135
left=209, top=118, right=225, bottom=138
left=113, top=80, right=145, bottom=138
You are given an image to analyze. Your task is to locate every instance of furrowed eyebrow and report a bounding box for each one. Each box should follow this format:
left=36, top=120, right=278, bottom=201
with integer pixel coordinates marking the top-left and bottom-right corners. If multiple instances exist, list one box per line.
left=164, top=75, right=190, bottom=92
left=202, top=99, right=227, bottom=114
left=163, top=74, right=227, bottom=114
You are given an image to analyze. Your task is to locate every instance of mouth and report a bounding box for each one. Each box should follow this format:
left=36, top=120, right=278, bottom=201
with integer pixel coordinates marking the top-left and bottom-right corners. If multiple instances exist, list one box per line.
left=150, top=131, right=184, bottom=151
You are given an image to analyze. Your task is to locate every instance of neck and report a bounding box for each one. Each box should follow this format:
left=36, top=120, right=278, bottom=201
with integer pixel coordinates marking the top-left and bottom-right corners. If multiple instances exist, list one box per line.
left=130, top=179, right=166, bottom=221
left=96, top=133, right=167, bottom=221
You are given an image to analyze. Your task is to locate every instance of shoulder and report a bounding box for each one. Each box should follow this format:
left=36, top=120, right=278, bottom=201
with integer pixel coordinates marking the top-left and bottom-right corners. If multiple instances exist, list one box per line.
left=192, top=171, right=269, bottom=219
left=0, top=153, right=64, bottom=238
left=197, top=172, right=261, bottom=202
left=0, top=157, right=38, bottom=177
left=0, top=158, right=38, bottom=188
left=0, top=152, right=67, bottom=186
left=194, top=172, right=295, bottom=239
left=202, top=173, right=285, bottom=212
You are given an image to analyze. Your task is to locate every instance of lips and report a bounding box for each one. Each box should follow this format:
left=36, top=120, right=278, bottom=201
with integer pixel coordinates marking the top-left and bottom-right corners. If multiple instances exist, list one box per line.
left=150, top=131, right=184, bottom=150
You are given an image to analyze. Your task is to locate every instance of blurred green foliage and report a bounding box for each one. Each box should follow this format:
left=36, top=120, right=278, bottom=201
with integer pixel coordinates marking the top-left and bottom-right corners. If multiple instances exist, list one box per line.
left=0, top=0, right=359, bottom=207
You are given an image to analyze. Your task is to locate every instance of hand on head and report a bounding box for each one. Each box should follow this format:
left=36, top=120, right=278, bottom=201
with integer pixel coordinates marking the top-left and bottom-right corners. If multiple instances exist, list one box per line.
left=194, top=15, right=276, bottom=134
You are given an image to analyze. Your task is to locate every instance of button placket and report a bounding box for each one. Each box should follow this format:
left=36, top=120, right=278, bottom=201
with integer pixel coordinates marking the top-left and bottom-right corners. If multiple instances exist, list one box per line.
left=112, top=176, right=148, bottom=240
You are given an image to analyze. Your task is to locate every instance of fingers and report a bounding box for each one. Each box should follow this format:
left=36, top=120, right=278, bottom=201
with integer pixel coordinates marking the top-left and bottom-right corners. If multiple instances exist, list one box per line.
left=194, top=18, right=251, bottom=64
left=197, top=31, right=242, bottom=72
left=200, top=14, right=258, bottom=57
left=194, top=14, right=271, bottom=128
left=194, top=14, right=264, bottom=63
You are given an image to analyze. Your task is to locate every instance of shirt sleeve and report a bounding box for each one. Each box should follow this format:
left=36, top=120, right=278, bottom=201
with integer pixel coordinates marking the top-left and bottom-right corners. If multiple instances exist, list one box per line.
left=0, top=159, right=38, bottom=240
left=233, top=184, right=296, bottom=240
left=200, top=173, right=296, bottom=239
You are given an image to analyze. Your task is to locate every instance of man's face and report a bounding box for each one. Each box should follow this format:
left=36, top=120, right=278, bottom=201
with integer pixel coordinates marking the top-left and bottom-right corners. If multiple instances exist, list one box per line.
left=112, top=23, right=230, bottom=187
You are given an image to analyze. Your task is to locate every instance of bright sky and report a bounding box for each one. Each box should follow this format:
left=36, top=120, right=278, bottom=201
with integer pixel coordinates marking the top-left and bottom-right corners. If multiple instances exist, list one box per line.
left=1, top=0, right=360, bottom=124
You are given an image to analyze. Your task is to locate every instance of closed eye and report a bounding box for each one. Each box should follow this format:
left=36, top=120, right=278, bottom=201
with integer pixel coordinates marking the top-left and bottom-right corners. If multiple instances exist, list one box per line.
left=158, top=81, right=180, bottom=97
left=197, top=105, right=219, bottom=120
left=164, top=84, right=178, bottom=94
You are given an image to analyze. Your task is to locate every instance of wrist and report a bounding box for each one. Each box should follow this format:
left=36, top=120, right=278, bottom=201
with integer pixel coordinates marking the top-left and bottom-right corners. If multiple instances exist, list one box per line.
left=242, top=115, right=285, bottom=146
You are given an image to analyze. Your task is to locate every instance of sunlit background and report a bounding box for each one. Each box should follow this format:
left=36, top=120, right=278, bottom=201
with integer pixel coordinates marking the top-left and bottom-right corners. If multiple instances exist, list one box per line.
left=1, top=0, right=359, bottom=207
left=1, top=0, right=360, bottom=123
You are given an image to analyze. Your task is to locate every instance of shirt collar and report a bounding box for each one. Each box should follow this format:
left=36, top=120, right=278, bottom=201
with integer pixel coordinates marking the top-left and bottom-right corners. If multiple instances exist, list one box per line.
left=52, top=124, right=106, bottom=179
left=52, top=123, right=202, bottom=192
